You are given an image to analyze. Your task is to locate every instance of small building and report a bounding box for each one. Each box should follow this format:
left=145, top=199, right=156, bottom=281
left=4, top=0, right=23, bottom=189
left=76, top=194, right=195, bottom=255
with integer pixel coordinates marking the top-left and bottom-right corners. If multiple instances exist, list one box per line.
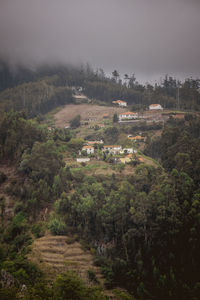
left=103, top=145, right=122, bottom=154
left=77, top=158, right=90, bottom=163
left=74, top=94, right=87, bottom=100
left=138, top=157, right=144, bottom=163
left=87, top=140, right=104, bottom=145
left=103, top=114, right=109, bottom=119
left=112, top=100, right=127, bottom=107
left=128, top=135, right=145, bottom=141
left=64, top=125, right=70, bottom=129
left=149, top=104, right=163, bottom=110
left=98, top=124, right=105, bottom=128
left=119, top=112, right=138, bottom=121
left=82, top=145, right=94, bottom=155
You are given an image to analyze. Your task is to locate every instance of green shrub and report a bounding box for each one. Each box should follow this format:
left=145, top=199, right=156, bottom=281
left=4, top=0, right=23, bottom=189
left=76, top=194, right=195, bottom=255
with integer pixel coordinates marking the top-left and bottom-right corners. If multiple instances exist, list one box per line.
left=31, top=222, right=46, bottom=238
left=48, top=218, right=66, bottom=235
left=87, top=269, right=99, bottom=283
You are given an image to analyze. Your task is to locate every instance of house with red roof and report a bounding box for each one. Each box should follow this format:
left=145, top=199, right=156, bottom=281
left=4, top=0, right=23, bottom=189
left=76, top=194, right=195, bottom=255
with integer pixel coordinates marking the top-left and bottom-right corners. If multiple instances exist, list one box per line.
left=82, top=145, right=94, bottom=154
left=112, top=100, right=127, bottom=107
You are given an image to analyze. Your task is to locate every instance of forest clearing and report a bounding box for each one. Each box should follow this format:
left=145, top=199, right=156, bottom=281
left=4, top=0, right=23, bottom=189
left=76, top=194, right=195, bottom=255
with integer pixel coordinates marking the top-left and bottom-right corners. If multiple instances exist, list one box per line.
left=54, top=104, right=126, bottom=128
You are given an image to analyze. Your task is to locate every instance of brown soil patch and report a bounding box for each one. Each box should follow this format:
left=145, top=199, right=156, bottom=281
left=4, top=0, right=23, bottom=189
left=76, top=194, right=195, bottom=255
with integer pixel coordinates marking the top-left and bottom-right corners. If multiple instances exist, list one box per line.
left=54, top=104, right=126, bottom=128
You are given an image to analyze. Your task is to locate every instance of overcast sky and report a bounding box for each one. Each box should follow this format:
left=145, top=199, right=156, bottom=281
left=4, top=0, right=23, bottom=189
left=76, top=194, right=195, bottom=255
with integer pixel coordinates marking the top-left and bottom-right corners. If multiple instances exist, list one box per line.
left=0, top=0, right=200, bottom=83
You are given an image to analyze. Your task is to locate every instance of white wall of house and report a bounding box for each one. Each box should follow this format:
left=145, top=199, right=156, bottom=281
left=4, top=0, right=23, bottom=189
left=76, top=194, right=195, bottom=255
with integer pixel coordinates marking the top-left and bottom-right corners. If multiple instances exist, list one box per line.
left=119, top=113, right=138, bottom=121
left=113, top=100, right=127, bottom=107
left=149, top=104, right=163, bottom=110
left=82, top=147, right=94, bottom=154
left=103, top=145, right=122, bottom=154
left=77, top=158, right=90, bottom=162
left=118, top=102, right=127, bottom=107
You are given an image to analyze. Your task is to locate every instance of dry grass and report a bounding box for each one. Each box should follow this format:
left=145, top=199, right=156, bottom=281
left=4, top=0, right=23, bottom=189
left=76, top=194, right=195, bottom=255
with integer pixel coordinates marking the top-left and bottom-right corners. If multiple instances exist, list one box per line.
left=54, top=104, right=126, bottom=127
left=28, top=233, right=104, bottom=285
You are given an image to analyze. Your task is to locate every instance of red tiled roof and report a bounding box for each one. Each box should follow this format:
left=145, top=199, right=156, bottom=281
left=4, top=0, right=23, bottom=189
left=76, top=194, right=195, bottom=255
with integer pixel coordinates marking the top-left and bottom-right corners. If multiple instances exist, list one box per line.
left=82, top=146, right=94, bottom=149
left=113, top=100, right=126, bottom=103
left=104, top=145, right=121, bottom=148
left=120, top=112, right=137, bottom=115
left=149, top=104, right=160, bottom=107
left=128, top=136, right=144, bottom=140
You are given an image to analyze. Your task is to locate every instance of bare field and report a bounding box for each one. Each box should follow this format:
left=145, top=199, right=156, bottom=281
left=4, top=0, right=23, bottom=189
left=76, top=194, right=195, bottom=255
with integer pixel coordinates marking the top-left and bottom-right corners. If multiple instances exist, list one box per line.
left=54, top=104, right=126, bottom=127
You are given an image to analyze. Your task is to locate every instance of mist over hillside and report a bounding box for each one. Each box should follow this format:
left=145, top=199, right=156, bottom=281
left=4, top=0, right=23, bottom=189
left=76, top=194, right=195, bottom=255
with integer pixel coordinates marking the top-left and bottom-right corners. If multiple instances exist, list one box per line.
left=0, top=0, right=200, bottom=82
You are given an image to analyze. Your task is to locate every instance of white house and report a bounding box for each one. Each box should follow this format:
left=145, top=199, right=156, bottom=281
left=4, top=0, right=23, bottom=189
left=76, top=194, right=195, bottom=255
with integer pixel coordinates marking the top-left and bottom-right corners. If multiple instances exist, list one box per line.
left=149, top=104, right=163, bottom=110
left=103, top=145, right=122, bottom=154
left=74, top=94, right=87, bottom=99
left=82, top=145, right=94, bottom=155
left=77, top=158, right=90, bottom=163
left=112, top=100, right=127, bottom=107
left=119, top=112, right=138, bottom=121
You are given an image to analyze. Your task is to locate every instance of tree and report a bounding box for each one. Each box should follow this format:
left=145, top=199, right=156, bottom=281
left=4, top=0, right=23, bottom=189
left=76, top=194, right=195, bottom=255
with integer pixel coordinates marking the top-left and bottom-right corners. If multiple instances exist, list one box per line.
left=104, top=126, right=119, bottom=144
left=128, top=74, right=136, bottom=89
left=48, top=217, right=66, bottom=235
left=53, top=271, right=106, bottom=300
left=19, top=140, right=64, bottom=185
left=124, top=74, right=130, bottom=87
left=113, top=113, right=118, bottom=123
left=70, top=115, right=81, bottom=128
left=112, top=70, right=120, bottom=83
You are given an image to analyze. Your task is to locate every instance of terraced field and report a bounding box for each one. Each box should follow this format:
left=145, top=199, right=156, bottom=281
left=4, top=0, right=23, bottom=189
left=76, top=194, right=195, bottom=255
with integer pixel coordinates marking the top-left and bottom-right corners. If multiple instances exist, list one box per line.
left=30, top=234, right=104, bottom=285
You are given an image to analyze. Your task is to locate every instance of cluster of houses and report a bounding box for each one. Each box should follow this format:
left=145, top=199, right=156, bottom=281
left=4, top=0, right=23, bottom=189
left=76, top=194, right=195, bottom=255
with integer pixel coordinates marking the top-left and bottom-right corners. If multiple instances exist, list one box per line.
left=76, top=137, right=147, bottom=164
left=112, top=100, right=163, bottom=122
left=113, top=99, right=163, bottom=111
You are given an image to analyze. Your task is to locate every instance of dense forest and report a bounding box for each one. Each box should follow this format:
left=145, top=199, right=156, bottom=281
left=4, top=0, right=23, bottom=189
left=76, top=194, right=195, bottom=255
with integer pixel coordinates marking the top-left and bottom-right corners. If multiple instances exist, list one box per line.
left=0, top=111, right=200, bottom=299
left=0, top=61, right=200, bottom=299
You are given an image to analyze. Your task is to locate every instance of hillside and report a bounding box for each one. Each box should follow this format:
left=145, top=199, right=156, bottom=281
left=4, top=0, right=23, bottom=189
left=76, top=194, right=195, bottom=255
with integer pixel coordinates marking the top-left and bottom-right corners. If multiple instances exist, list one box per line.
left=0, top=65, right=200, bottom=299
left=0, top=77, right=73, bottom=117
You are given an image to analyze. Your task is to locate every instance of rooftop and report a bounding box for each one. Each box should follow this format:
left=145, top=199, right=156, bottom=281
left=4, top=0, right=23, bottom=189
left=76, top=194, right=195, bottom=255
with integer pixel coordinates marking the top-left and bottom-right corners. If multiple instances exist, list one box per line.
left=82, top=145, right=94, bottom=149
left=120, top=111, right=138, bottom=115
left=128, top=135, right=144, bottom=140
left=112, top=100, right=127, bottom=103
left=104, top=145, right=121, bottom=148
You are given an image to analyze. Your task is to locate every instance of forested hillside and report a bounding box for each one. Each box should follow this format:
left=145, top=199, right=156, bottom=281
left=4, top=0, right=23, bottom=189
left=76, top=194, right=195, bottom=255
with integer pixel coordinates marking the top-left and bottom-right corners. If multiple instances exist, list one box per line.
left=0, top=62, right=200, bottom=116
left=0, top=108, right=200, bottom=299
left=0, top=61, right=200, bottom=299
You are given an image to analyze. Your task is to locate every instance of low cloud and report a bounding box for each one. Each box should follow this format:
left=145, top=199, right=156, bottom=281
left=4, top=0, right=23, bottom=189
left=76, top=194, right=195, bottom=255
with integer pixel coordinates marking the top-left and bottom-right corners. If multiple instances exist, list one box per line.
left=0, top=0, right=200, bottom=82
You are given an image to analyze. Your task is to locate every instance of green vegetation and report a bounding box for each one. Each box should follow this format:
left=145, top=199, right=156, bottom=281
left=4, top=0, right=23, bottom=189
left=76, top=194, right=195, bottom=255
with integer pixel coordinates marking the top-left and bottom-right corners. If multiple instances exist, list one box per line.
left=70, top=114, right=81, bottom=128
left=0, top=63, right=200, bottom=299
left=0, top=78, right=73, bottom=117
left=0, top=63, right=200, bottom=116
left=48, top=217, right=67, bottom=235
